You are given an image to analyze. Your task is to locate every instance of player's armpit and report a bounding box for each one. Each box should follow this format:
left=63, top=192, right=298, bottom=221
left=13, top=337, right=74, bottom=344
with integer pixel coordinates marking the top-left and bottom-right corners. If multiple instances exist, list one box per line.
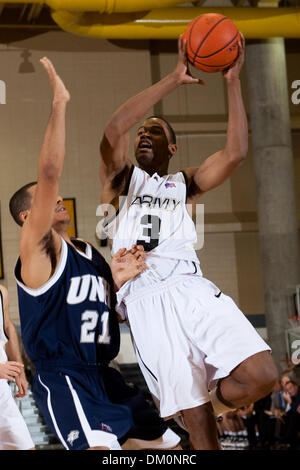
left=19, top=229, right=61, bottom=289
left=182, top=167, right=204, bottom=202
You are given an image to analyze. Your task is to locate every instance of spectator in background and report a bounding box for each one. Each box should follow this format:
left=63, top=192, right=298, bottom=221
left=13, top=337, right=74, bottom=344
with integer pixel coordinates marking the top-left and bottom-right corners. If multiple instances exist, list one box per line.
left=267, top=380, right=287, bottom=448
left=271, top=380, right=287, bottom=412
left=237, top=404, right=257, bottom=450
left=281, top=375, right=292, bottom=392
left=282, top=381, right=300, bottom=449
left=252, top=393, right=272, bottom=449
left=238, top=394, right=273, bottom=450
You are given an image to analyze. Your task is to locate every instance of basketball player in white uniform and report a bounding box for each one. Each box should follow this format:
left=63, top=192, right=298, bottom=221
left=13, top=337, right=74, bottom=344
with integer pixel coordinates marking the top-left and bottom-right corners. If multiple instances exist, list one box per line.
left=99, top=35, right=278, bottom=449
left=0, top=285, right=35, bottom=450
left=9, top=56, right=181, bottom=451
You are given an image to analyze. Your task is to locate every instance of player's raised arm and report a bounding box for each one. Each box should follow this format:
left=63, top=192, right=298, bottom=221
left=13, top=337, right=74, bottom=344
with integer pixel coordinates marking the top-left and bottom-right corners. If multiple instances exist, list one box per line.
left=22, top=58, right=70, bottom=242
left=184, top=35, right=248, bottom=202
left=18, top=58, right=70, bottom=287
left=99, top=36, right=204, bottom=187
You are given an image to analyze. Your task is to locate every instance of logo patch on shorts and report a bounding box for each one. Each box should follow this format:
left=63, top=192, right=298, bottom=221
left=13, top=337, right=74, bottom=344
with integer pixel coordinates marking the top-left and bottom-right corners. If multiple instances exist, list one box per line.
left=100, top=422, right=112, bottom=433
left=67, top=430, right=79, bottom=446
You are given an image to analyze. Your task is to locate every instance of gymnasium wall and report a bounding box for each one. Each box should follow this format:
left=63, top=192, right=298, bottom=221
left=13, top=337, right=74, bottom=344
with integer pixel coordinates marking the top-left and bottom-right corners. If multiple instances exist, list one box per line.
left=0, top=32, right=299, bottom=347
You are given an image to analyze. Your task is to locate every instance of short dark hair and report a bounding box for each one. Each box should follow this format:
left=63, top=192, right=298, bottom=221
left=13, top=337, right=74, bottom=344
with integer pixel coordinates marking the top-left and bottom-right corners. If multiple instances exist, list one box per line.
left=148, top=115, right=176, bottom=145
left=288, top=380, right=298, bottom=387
left=9, top=181, right=37, bottom=226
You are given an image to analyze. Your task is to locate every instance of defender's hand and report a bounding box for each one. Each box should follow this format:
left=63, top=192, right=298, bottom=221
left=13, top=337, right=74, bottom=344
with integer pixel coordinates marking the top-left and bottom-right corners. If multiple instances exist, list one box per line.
left=40, top=57, right=70, bottom=104
left=111, top=246, right=147, bottom=290
left=14, top=370, right=28, bottom=398
left=0, top=361, right=24, bottom=381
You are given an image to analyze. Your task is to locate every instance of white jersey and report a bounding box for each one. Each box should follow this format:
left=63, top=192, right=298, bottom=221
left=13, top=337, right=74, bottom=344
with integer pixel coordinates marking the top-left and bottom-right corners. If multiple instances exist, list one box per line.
left=0, top=290, right=8, bottom=363
left=103, top=166, right=200, bottom=267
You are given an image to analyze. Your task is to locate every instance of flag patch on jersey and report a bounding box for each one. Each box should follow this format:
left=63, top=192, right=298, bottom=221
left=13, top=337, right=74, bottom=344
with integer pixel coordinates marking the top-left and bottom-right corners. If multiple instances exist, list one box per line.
left=165, top=183, right=176, bottom=188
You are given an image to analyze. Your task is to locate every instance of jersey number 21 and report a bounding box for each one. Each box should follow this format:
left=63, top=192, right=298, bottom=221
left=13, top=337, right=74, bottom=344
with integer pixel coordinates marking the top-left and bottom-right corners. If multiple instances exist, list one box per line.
left=80, top=310, right=110, bottom=344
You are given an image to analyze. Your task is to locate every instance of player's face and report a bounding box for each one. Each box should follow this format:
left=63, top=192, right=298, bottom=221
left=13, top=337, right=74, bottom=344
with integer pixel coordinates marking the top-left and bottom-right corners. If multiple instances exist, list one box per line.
left=281, top=376, right=291, bottom=390
left=134, top=118, right=171, bottom=169
left=286, top=382, right=297, bottom=397
left=27, top=185, right=70, bottom=226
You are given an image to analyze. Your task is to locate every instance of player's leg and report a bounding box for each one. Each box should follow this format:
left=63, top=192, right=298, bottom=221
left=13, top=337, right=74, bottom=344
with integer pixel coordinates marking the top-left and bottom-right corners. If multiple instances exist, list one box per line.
left=181, top=402, right=220, bottom=450
left=211, top=351, right=278, bottom=413
left=188, top=279, right=278, bottom=417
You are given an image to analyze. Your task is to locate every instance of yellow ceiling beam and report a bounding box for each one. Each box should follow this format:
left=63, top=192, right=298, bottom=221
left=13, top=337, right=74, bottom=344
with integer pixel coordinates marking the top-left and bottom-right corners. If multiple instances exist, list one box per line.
left=2, top=2, right=300, bottom=39
left=51, top=7, right=300, bottom=39
left=2, top=0, right=184, bottom=13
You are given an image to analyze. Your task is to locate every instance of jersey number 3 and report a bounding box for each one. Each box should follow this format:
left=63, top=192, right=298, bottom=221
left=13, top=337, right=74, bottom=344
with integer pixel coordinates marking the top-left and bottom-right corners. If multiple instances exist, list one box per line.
left=136, top=214, right=161, bottom=252
left=80, top=310, right=110, bottom=344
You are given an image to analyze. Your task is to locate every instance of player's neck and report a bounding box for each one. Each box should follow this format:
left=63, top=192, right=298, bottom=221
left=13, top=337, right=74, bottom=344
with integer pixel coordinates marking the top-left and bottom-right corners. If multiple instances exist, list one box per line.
left=53, top=222, right=72, bottom=243
left=139, top=163, right=169, bottom=177
left=58, top=230, right=81, bottom=252
left=54, top=229, right=72, bottom=246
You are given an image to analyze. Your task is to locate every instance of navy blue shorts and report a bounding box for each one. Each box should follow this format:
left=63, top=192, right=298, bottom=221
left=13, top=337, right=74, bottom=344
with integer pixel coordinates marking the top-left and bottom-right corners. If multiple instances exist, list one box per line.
left=33, top=367, right=133, bottom=450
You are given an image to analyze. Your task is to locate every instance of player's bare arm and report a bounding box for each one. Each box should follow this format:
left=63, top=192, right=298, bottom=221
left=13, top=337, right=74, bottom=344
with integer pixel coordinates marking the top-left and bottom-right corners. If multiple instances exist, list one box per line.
left=19, top=58, right=70, bottom=289
left=100, top=35, right=204, bottom=204
left=184, top=34, right=248, bottom=203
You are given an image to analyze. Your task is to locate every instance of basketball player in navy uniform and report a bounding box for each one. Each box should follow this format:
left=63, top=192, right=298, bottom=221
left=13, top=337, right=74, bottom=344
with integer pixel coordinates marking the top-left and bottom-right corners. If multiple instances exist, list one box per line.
left=9, top=58, right=180, bottom=450
left=99, top=34, right=278, bottom=449
left=0, top=285, right=35, bottom=450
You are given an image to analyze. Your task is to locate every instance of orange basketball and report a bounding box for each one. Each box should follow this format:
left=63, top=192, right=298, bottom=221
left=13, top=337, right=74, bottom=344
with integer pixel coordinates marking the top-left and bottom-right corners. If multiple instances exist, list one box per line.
left=182, top=13, right=240, bottom=73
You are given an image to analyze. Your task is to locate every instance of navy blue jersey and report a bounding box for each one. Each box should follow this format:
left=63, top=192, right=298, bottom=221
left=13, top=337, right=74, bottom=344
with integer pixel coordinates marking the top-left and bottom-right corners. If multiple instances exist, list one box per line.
left=15, top=237, right=120, bottom=369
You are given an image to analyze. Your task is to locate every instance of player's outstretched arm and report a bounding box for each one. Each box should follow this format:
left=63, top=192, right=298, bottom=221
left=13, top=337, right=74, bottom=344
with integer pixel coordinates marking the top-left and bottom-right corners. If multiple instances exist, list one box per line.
left=100, top=36, right=204, bottom=187
left=0, top=285, right=27, bottom=397
left=184, top=34, right=248, bottom=201
left=20, top=58, right=70, bottom=287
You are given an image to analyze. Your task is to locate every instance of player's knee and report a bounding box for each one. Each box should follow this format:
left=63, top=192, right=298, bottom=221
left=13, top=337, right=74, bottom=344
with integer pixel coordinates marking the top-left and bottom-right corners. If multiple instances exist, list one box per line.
left=234, top=352, right=278, bottom=397
left=259, top=358, right=278, bottom=394
left=249, top=353, right=278, bottom=395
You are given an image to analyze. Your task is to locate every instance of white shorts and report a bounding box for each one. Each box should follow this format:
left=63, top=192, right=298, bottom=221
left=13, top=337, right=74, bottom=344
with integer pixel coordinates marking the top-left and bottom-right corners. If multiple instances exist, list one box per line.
left=117, top=274, right=271, bottom=419
left=0, top=380, right=34, bottom=450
